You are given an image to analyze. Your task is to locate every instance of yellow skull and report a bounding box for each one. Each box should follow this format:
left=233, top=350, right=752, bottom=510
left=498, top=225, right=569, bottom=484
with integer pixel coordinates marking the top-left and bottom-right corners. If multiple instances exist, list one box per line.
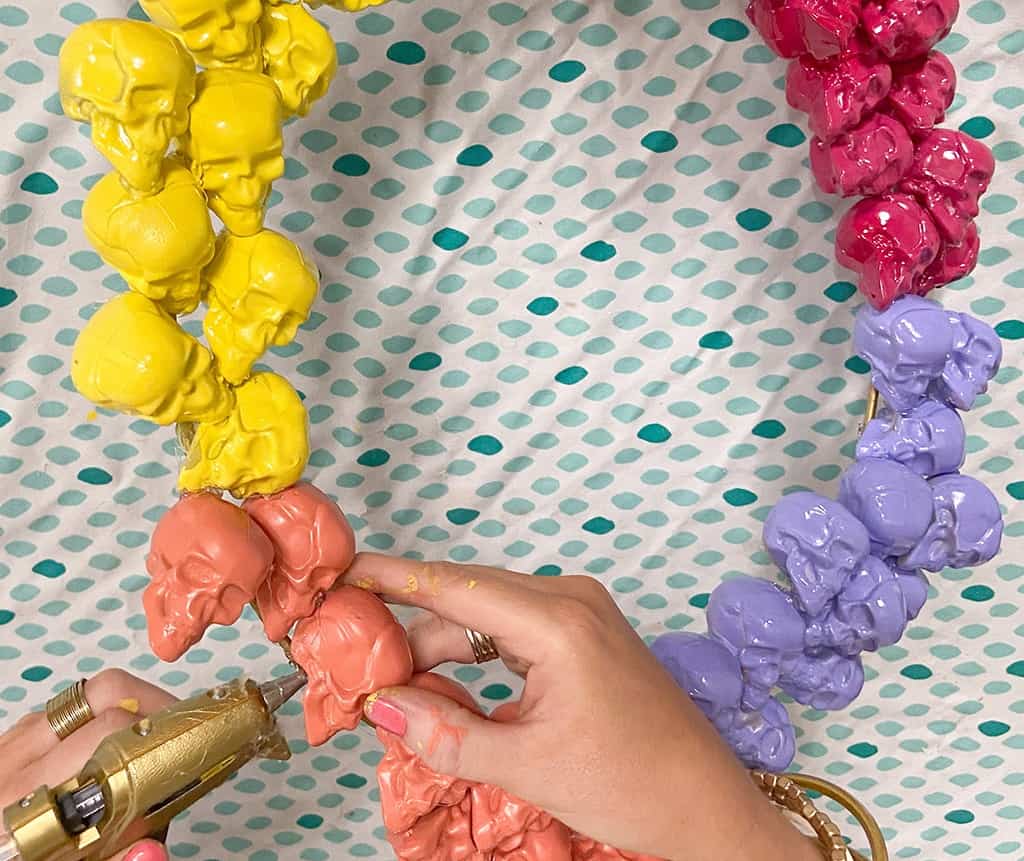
left=260, top=4, right=337, bottom=117
left=139, top=0, right=263, bottom=70
left=305, top=0, right=389, bottom=12
left=179, top=372, right=309, bottom=499
left=72, top=292, right=234, bottom=426
left=58, top=19, right=195, bottom=193
left=83, top=160, right=216, bottom=315
left=181, top=69, right=285, bottom=237
left=203, top=229, right=319, bottom=384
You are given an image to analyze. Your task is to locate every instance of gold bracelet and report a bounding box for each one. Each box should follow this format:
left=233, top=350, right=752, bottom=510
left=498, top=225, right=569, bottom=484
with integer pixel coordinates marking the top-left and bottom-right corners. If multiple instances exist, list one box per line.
left=751, top=771, right=888, bottom=861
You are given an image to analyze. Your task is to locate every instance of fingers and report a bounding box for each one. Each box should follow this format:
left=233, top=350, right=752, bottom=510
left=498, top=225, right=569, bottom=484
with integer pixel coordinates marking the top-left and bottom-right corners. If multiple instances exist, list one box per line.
left=406, top=613, right=476, bottom=671
left=4, top=708, right=138, bottom=804
left=343, top=554, right=554, bottom=662
left=111, top=839, right=168, bottom=861
left=0, top=670, right=176, bottom=770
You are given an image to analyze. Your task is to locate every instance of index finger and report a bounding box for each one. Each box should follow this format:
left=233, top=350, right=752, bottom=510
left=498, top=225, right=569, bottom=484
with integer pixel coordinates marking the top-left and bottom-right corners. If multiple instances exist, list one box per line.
left=342, top=553, right=554, bottom=652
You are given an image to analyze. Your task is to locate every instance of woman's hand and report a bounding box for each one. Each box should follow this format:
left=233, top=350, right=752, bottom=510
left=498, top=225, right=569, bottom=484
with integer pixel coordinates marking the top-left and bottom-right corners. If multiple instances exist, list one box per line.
left=0, top=669, right=176, bottom=861
left=344, top=553, right=820, bottom=861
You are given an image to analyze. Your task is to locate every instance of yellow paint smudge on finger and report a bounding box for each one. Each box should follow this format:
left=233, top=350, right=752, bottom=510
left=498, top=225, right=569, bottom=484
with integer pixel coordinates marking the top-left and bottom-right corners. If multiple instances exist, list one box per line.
left=119, top=698, right=140, bottom=715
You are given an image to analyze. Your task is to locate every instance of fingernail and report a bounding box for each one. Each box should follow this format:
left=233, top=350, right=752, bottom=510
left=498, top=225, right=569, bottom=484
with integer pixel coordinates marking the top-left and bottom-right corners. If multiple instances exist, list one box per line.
left=124, top=840, right=168, bottom=861
left=365, top=693, right=407, bottom=736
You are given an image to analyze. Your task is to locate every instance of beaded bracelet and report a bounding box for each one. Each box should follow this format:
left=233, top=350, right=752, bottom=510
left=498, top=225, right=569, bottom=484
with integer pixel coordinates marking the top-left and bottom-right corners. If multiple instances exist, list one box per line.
left=651, top=0, right=1005, bottom=773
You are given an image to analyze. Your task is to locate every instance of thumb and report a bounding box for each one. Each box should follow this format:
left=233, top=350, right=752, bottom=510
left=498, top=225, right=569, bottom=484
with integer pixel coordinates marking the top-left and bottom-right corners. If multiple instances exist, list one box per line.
left=112, top=839, right=168, bottom=861
left=366, top=686, right=517, bottom=786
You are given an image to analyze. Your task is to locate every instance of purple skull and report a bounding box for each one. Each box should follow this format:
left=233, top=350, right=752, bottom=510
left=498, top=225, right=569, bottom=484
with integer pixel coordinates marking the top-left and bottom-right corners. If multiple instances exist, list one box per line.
left=853, top=294, right=956, bottom=412
left=862, top=0, right=959, bottom=62
left=885, top=50, right=956, bottom=135
left=838, top=458, right=934, bottom=557
left=779, top=650, right=865, bottom=711
left=725, top=698, right=796, bottom=772
left=810, top=113, right=914, bottom=198
left=808, top=556, right=909, bottom=656
left=650, top=632, right=743, bottom=734
left=930, top=311, right=1003, bottom=411
left=901, top=474, right=1004, bottom=572
left=857, top=399, right=966, bottom=478
left=786, top=37, right=893, bottom=140
left=763, top=492, right=871, bottom=617
left=895, top=568, right=930, bottom=619
left=707, top=576, right=806, bottom=711
left=901, top=129, right=996, bottom=245
left=917, top=222, right=981, bottom=295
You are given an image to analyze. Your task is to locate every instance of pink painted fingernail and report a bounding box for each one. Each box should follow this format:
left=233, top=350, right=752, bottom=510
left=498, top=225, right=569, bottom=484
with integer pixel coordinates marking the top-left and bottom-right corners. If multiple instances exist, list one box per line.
left=366, top=695, right=407, bottom=736
left=123, top=840, right=168, bottom=861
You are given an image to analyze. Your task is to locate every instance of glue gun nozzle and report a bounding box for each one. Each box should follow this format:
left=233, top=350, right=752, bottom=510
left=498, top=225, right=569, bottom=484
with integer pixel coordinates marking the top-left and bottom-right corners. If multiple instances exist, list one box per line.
left=259, top=669, right=307, bottom=713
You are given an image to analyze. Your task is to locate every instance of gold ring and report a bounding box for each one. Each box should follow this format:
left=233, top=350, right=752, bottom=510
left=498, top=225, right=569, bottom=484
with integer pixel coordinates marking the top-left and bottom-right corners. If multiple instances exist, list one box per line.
left=465, top=628, right=499, bottom=663
left=45, top=679, right=95, bottom=740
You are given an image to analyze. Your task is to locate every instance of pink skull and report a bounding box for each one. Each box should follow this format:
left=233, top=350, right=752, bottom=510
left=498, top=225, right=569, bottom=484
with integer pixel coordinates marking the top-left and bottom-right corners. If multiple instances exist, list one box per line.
left=469, top=785, right=558, bottom=856
left=810, top=113, right=914, bottom=197
left=746, top=0, right=859, bottom=60
left=388, top=795, right=478, bottom=861
left=885, top=51, right=956, bottom=135
left=917, top=221, right=980, bottom=294
left=243, top=482, right=356, bottom=642
left=786, top=37, right=893, bottom=141
left=571, top=836, right=661, bottom=861
left=862, top=0, right=960, bottom=62
left=835, top=193, right=942, bottom=309
left=143, top=492, right=274, bottom=662
left=901, top=129, right=995, bottom=244
left=291, top=585, right=413, bottom=745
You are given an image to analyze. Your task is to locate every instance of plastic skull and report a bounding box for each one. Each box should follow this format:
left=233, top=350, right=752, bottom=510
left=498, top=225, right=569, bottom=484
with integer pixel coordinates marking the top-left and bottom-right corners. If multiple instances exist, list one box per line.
left=242, top=483, right=356, bottom=642
left=58, top=19, right=196, bottom=193
left=469, top=784, right=557, bottom=856
left=886, top=50, right=956, bottom=135
left=143, top=492, right=274, bottom=662
left=810, top=113, right=914, bottom=198
left=930, top=311, right=1003, bottom=410
left=763, top=492, right=871, bottom=617
left=725, top=698, right=796, bottom=772
left=809, top=556, right=909, bottom=655
left=291, top=586, right=413, bottom=745
left=779, top=650, right=864, bottom=710
left=181, top=69, right=285, bottom=237
left=261, top=3, right=338, bottom=117
left=706, top=576, right=806, bottom=711
left=388, top=796, right=476, bottom=861
left=72, top=292, right=234, bottom=426
left=786, top=38, right=893, bottom=141
left=901, top=129, right=996, bottom=244
left=83, top=161, right=215, bottom=315
left=745, top=0, right=859, bottom=60
left=917, top=222, right=981, bottom=295
left=139, top=0, right=263, bottom=69
left=857, top=399, right=965, bottom=478
left=650, top=632, right=744, bottom=734
left=203, top=229, right=319, bottom=384
left=305, top=0, right=391, bottom=12
left=896, top=568, right=930, bottom=619
left=862, top=0, right=959, bottom=61
left=853, top=295, right=956, bottom=412
left=838, top=458, right=934, bottom=557
left=835, top=193, right=941, bottom=310
left=901, top=474, right=1004, bottom=572
left=178, top=371, right=309, bottom=499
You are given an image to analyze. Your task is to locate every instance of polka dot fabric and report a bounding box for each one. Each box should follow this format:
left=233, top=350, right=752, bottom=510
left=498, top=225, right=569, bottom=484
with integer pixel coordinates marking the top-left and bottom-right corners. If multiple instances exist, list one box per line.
left=1, top=0, right=1022, bottom=859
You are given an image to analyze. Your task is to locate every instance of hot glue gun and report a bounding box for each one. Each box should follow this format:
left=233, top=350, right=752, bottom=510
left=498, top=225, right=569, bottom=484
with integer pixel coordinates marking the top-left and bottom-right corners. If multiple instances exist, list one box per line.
left=0, top=670, right=306, bottom=861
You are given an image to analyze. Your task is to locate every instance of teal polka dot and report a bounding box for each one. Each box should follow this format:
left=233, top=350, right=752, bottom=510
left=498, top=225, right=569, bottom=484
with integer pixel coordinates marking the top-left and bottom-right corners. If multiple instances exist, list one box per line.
left=20, top=172, right=58, bottom=194
left=549, top=60, right=585, bottom=82
left=766, top=124, right=806, bottom=147
left=456, top=144, right=493, bottom=166
left=386, top=41, right=426, bottom=64
left=333, top=154, right=370, bottom=176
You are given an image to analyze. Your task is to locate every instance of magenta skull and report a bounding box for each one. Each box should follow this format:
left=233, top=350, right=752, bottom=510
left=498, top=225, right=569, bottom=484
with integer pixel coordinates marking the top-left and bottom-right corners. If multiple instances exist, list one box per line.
left=746, top=0, right=859, bottom=60
left=810, top=113, right=914, bottom=198
left=836, top=193, right=941, bottom=309
left=918, top=222, right=981, bottom=295
left=901, top=129, right=995, bottom=244
left=786, top=39, right=893, bottom=141
left=886, top=50, right=956, bottom=135
left=862, top=0, right=960, bottom=62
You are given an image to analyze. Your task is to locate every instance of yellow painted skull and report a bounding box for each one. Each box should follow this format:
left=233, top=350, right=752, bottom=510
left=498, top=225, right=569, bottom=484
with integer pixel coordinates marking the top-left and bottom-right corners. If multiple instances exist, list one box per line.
left=305, top=0, right=390, bottom=12
left=83, top=160, right=216, bottom=315
left=72, top=292, right=234, bottom=426
left=58, top=19, right=196, bottom=194
left=139, top=0, right=263, bottom=70
left=203, top=229, right=319, bottom=384
left=260, top=3, right=337, bottom=117
left=179, top=371, right=310, bottom=499
left=181, top=69, right=285, bottom=237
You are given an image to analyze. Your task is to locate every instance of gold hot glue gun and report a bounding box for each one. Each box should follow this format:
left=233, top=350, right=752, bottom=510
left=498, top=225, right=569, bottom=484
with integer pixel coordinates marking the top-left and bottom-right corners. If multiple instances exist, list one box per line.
left=0, top=670, right=306, bottom=861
